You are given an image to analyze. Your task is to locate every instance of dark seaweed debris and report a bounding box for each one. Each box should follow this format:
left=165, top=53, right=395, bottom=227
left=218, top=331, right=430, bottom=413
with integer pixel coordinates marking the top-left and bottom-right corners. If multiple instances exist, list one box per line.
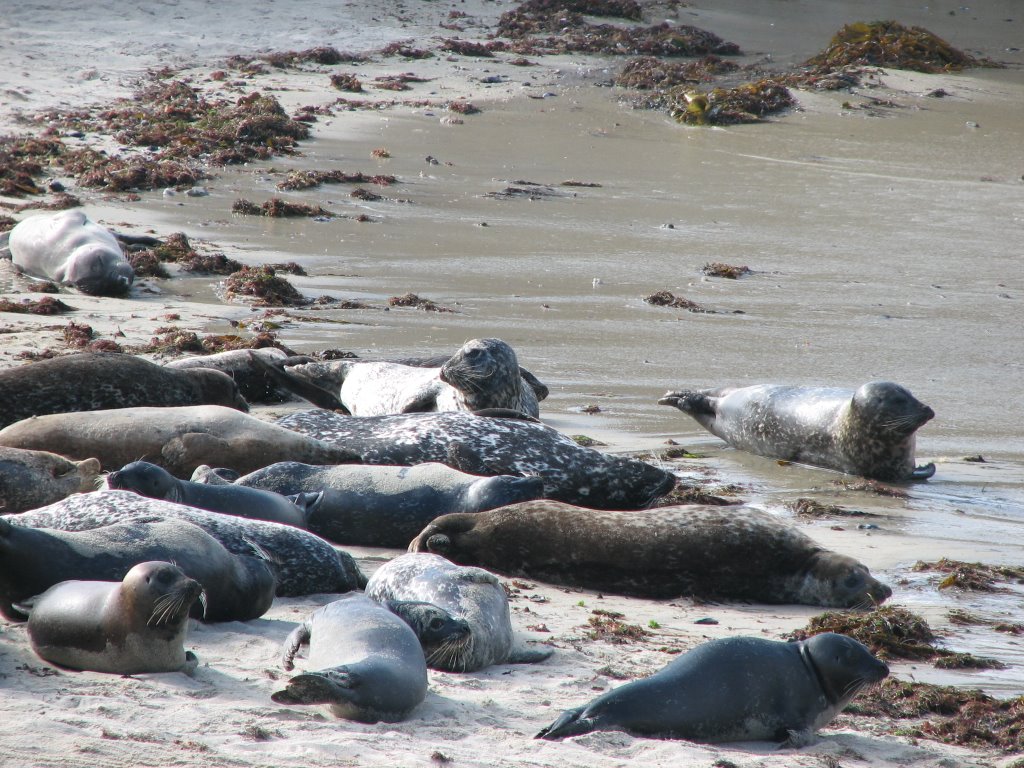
left=224, top=266, right=310, bottom=307
left=585, top=609, right=650, bottom=644
left=0, top=296, right=75, bottom=315
left=702, top=262, right=751, bottom=279
left=670, top=80, right=796, bottom=125
left=0, top=135, right=63, bottom=197
left=912, top=559, right=1024, bottom=592
left=644, top=290, right=709, bottom=313
left=387, top=293, right=456, bottom=313
left=276, top=170, right=396, bottom=191
left=615, top=55, right=738, bottom=90
left=232, top=198, right=334, bottom=218
left=787, top=497, right=869, bottom=518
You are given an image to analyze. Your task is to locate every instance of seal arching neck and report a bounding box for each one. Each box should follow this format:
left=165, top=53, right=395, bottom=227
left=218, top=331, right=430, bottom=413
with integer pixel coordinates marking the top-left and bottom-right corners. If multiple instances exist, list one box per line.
left=799, top=640, right=841, bottom=706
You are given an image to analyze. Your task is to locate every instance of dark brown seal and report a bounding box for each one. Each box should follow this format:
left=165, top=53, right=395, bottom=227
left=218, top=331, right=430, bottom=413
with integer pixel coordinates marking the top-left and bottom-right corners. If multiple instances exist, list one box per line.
left=0, top=352, right=248, bottom=429
left=410, top=501, right=892, bottom=608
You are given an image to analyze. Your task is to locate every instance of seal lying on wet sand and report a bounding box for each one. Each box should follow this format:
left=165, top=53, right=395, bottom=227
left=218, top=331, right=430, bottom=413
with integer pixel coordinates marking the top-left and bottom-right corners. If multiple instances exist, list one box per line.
left=164, top=347, right=298, bottom=404
left=0, top=352, right=249, bottom=430
left=0, top=446, right=101, bottom=513
left=537, top=633, right=889, bottom=743
left=275, top=409, right=675, bottom=510
left=27, top=561, right=203, bottom=674
left=7, top=490, right=366, bottom=597
left=659, top=381, right=935, bottom=482
left=365, top=553, right=552, bottom=672
left=410, top=501, right=892, bottom=608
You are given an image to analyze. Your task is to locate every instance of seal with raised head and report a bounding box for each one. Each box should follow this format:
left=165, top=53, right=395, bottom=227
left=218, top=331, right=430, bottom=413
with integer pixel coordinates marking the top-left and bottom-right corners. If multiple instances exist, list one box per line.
left=258, top=338, right=543, bottom=416
left=107, top=460, right=312, bottom=528
left=208, top=461, right=545, bottom=547
left=7, top=490, right=366, bottom=598
left=410, top=501, right=892, bottom=608
left=0, top=404, right=359, bottom=475
left=0, top=210, right=134, bottom=295
left=537, top=633, right=889, bottom=744
left=0, top=352, right=249, bottom=430
left=365, top=552, right=552, bottom=672
left=0, top=446, right=101, bottom=513
left=27, top=561, right=203, bottom=674
left=164, top=347, right=299, bottom=404
left=272, top=593, right=465, bottom=722
left=0, top=516, right=275, bottom=622
left=658, top=381, right=935, bottom=482
left=275, top=409, right=675, bottom=510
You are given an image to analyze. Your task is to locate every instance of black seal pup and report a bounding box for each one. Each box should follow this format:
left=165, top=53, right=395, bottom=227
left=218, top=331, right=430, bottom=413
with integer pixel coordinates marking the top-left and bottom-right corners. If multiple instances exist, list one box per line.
left=537, top=633, right=889, bottom=744
left=27, top=561, right=203, bottom=674
left=410, top=501, right=892, bottom=608
left=659, top=381, right=935, bottom=482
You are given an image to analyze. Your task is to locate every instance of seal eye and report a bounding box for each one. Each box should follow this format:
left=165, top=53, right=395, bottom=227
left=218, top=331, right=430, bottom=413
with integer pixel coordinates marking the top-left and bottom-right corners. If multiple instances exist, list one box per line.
left=429, top=617, right=445, bottom=631
left=843, top=573, right=864, bottom=590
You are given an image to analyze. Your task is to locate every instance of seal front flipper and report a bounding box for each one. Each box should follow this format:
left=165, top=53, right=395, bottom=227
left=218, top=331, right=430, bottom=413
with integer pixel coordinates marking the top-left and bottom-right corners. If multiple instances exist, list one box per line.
left=272, top=668, right=360, bottom=705
left=781, top=727, right=817, bottom=749
left=535, top=706, right=592, bottom=740
left=657, top=390, right=715, bottom=416
left=912, top=462, right=936, bottom=480
left=248, top=352, right=350, bottom=413
left=507, top=645, right=553, bottom=665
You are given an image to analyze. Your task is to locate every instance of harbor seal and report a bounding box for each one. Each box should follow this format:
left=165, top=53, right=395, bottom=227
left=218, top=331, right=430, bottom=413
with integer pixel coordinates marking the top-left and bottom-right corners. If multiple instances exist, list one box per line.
left=272, top=594, right=452, bottom=722
left=258, top=338, right=543, bottom=416
left=7, top=490, right=366, bottom=597
left=658, top=381, right=935, bottom=483
left=365, top=552, right=552, bottom=672
left=275, top=409, right=675, bottom=510
left=27, top=561, right=203, bottom=674
left=0, top=446, right=101, bottom=513
left=0, top=404, right=360, bottom=475
left=410, top=501, right=892, bottom=608
left=208, top=461, right=545, bottom=547
left=0, top=517, right=275, bottom=622
left=1, top=210, right=134, bottom=295
left=164, top=347, right=299, bottom=404
left=537, top=633, right=889, bottom=743
left=107, top=460, right=312, bottom=528
left=0, top=352, right=249, bottom=430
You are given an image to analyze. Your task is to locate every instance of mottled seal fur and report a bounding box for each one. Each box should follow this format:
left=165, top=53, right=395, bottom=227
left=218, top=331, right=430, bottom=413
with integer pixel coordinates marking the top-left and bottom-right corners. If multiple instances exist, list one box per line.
left=27, top=561, right=203, bottom=674
left=260, top=338, right=543, bottom=416
left=164, top=347, right=298, bottom=404
left=275, top=409, right=675, bottom=510
left=272, top=594, right=458, bottom=722
left=107, top=460, right=312, bottom=528
left=0, top=352, right=248, bottom=430
left=7, top=490, right=366, bottom=597
left=410, top=501, right=892, bottom=608
left=0, top=404, right=359, bottom=475
left=1, top=210, right=134, bottom=295
left=0, top=446, right=101, bottom=513
left=659, top=382, right=935, bottom=482
left=538, top=633, right=889, bottom=743
left=0, top=517, right=275, bottom=622
left=365, top=552, right=552, bottom=672
left=207, top=461, right=545, bottom=547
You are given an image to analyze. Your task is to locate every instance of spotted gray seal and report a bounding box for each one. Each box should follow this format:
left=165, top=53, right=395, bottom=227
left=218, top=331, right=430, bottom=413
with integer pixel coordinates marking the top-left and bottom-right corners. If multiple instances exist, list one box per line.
left=207, top=461, right=545, bottom=547
left=0, top=404, right=359, bottom=475
left=0, top=446, right=101, bottom=513
left=27, top=561, right=203, bottom=674
left=258, top=338, right=543, bottom=416
left=538, top=633, right=888, bottom=743
left=107, top=460, right=312, bottom=528
left=272, top=593, right=464, bottom=722
left=7, top=490, right=366, bottom=597
left=365, top=552, right=552, bottom=672
left=275, top=409, right=675, bottom=510
left=410, top=501, right=892, bottom=608
left=0, top=516, right=275, bottom=622
left=0, top=210, right=134, bottom=295
left=0, top=351, right=249, bottom=431
left=658, top=381, right=935, bottom=482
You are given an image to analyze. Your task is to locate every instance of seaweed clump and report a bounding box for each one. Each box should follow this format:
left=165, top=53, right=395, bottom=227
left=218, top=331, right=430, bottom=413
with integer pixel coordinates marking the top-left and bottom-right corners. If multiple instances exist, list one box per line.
left=805, top=21, right=993, bottom=73
left=0, top=296, right=75, bottom=315
left=276, top=170, right=396, bottom=191
left=702, top=262, right=751, bottom=279
left=387, top=293, right=456, bottom=313
left=615, top=55, right=739, bottom=90
left=232, top=198, right=334, bottom=218
left=585, top=610, right=650, bottom=644
left=224, top=266, right=309, bottom=307
left=0, top=135, right=64, bottom=197
left=644, top=290, right=709, bottom=313
left=670, top=80, right=796, bottom=126
left=912, top=559, right=1024, bottom=592
left=787, top=497, right=869, bottom=518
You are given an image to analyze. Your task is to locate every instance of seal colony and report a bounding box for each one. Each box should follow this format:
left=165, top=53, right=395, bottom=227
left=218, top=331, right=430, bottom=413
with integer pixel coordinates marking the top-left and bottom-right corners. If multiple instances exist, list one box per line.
left=659, top=381, right=936, bottom=482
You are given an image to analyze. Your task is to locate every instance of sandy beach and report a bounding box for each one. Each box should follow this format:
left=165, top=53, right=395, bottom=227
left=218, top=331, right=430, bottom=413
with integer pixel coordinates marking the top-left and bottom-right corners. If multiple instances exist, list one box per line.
left=2, top=1, right=1024, bottom=766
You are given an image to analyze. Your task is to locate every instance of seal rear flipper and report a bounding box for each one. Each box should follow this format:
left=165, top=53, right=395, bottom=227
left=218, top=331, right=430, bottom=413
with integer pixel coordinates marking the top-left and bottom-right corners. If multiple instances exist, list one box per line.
left=248, top=352, right=350, bottom=413
left=287, top=491, right=324, bottom=526
left=911, top=462, right=936, bottom=480
left=272, top=669, right=359, bottom=705
left=657, top=390, right=715, bottom=416
left=535, top=706, right=593, bottom=740
left=507, top=645, right=553, bottom=665
left=781, top=727, right=817, bottom=748
left=280, top=621, right=313, bottom=670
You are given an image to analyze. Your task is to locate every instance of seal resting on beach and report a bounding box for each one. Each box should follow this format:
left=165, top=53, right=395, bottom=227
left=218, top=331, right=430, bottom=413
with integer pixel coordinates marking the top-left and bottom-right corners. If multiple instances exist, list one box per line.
left=275, top=409, right=675, bottom=510
left=164, top=347, right=298, bottom=404
left=0, top=446, right=101, bottom=513
left=365, top=553, right=552, bottom=672
left=0, top=352, right=249, bottom=430
left=410, top=501, right=892, bottom=608
left=7, top=490, right=366, bottom=598
left=27, top=561, right=203, bottom=674
left=537, top=633, right=889, bottom=744
left=107, top=460, right=313, bottom=528
left=0, top=404, right=359, bottom=475
left=272, top=593, right=465, bottom=722
left=658, top=381, right=935, bottom=482
left=0, top=210, right=134, bottom=295
left=258, top=338, right=544, bottom=416
left=0, top=516, right=275, bottom=622
left=201, top=461, right=545, bottom=547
